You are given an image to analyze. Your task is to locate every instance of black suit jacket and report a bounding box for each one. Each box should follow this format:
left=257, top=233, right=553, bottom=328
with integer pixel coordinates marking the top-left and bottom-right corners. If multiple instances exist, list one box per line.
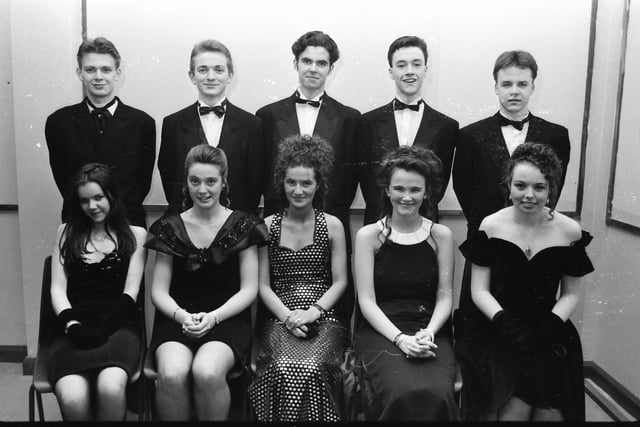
left=158, top=101, right=264, bottom=215
left=45, top=99, right=156, bottom=227
left=256, top=92, right=360, bottom=249
left=356, top=101, right=458, bottom=225
left=452, top=112, right=571, bottom=238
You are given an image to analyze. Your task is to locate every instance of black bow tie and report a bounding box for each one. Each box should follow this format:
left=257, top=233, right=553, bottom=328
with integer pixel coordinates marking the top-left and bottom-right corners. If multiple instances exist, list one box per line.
left=199, top=104, right=225, bottom=118
left=394, top=99, right=422, bottom=112
left=499, top=114, right=531, bottom=131
left=87, top=97, right=117, bottom=134
left=294, top=92, right=323, bottom=108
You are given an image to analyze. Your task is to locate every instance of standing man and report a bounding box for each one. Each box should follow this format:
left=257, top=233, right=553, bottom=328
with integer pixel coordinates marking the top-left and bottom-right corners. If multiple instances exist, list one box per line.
left=158, top=39, right=264, bottom=215
left=356, top=35, right=458, bottom=225
left=257, top=30, right=360, bottom=316
left=452, top=50, right=571, bottom=312
left=46, top=36, right=155, bottom=227
left=257, top=30, right=360, bottom=243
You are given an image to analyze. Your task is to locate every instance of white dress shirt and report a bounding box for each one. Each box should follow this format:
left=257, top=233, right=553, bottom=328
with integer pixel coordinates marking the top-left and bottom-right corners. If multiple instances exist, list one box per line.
left=499, top=111, right=530, bottom=155
left=198, top=98, right=226, bottom=147
left=295, top=90, right=323, bottom=137
left=394, top=100, right=424, bottom=146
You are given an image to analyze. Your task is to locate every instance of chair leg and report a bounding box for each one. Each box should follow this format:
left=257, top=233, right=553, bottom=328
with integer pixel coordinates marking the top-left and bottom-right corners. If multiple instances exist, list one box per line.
left=137, top=378, right=144, bottom=422
left=36, top=390, right=45, bottom=422
left=28, top=384, right=35, bottom=422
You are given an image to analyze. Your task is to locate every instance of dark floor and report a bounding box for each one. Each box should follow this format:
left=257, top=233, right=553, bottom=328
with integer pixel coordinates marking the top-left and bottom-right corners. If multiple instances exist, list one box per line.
left=0, top=362, right=614, bottom=421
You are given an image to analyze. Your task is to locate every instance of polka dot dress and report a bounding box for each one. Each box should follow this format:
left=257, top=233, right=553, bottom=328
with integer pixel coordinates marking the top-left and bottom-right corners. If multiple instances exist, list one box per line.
left=249, top=209, right=348, bottom=421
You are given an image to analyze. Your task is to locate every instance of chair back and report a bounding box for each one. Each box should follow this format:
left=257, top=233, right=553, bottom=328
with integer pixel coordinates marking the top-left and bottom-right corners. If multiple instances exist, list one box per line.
left=37, top=256, right=57, bottom=347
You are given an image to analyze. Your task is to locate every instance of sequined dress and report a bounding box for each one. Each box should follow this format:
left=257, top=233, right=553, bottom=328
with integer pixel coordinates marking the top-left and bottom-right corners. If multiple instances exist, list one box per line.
left=354, top=218, right=460, bottom=420
left=248, top=209, right=348, bottom=421
left=454, top=230, right=594, bottom=421
left=145, top=211, right=268, bottom=368
left=48, top=250, right=141, bottom=384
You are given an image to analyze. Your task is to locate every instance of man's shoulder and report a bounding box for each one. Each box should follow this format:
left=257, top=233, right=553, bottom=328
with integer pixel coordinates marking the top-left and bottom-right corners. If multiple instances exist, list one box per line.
left=423, top=103, right=458, bottom=127
left=47, top=102, right=85, bottom=121
left=255, top=96, right=293, bottom=117
left=117, top=102, right=154, bottom=122
left=360, top=102, right=393, bottom=121
left=163, top=103, right=196, bottom=122
left=226, top=102, right=261, bottom=125
left=459, top=115, right=497, bottom=135
left=530, top=114, right=569, bottom=134
left=323, top=95, right=360, bottom=117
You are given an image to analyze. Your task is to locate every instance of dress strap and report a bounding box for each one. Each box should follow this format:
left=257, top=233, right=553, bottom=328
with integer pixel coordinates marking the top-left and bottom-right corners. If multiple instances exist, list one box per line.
left=314, top=209, right=329, bottom=247
left=269, top=211, right=284, bottom=248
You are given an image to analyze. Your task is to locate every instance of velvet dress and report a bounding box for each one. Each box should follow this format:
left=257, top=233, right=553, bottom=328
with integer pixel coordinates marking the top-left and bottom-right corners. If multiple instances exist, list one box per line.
left=48, top=250, right=141, bottom=384
left=454, top=230, right=594, bottom=421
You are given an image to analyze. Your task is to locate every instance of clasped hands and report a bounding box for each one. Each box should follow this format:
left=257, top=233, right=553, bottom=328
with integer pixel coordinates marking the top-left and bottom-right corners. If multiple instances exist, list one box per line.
left=180, top=311, right=217, bottom=339
left=397, top=329, right=438, bottom=359
left=283, top=308, right=320, bottom=339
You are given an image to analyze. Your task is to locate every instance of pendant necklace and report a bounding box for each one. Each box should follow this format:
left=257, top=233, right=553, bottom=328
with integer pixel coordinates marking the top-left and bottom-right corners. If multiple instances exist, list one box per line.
left=524, top=246, right=532, bottom=258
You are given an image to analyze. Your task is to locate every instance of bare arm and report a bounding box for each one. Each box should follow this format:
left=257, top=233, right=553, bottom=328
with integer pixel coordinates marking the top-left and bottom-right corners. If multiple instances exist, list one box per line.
left=421, top=224, right=454, bottom=338
left=50, top=225, right=71, bottom=315
left=121, top=226, right=147, bottom=301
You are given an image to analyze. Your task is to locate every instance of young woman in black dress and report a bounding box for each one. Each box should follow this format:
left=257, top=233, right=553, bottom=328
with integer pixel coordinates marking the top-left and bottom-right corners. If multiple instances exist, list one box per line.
left=456, top=142, right=594, bottom=421
left=146, top=145, right=268, bottom=420
left=49, top=163, right=147, bottom=420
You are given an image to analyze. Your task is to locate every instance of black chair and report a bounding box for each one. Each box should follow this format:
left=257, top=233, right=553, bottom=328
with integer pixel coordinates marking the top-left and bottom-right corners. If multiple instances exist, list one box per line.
left=27, top=256, right=146, bottom=421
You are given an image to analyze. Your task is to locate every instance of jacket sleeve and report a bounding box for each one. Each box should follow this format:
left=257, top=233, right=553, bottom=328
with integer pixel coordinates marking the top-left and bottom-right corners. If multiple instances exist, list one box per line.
left=138, top=114, right=156, bottom=202
left=452, top=129, right=474, bottom=222
left=45, top=114, right=69, bottom=198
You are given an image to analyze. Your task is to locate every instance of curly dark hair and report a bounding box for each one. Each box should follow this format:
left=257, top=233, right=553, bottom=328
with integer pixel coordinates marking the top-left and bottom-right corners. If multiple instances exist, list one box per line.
left=59, top=163, right=135, bottom=270
left=376, top=145, right=443, bottom=221
left=181, top=145, right=230, bottom=210
left=505, top=142, right=563, bottom=214
left=271, top=134, right=334, bottom=210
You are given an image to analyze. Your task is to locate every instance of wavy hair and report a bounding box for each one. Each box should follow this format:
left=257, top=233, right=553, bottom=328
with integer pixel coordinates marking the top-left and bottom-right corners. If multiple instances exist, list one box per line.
left=271, top=134, right=334, bottom=210
left=59, top=163, right=135, bottom=269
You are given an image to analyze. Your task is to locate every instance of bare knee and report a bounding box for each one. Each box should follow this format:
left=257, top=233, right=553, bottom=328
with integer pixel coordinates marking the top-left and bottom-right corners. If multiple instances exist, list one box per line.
left=192, top=363, right=227, bottom=391
left=55, top=375, right=91, bottom=420
left=96, top=368, right=128, bottom=400
left=158, top=362, right=191, bottom=390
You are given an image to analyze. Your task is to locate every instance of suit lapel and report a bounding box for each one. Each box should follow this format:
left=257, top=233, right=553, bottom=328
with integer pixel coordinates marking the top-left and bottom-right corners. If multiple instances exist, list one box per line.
left=276, top=94, right=299, bottom=138
left=218, top=102, right=240, bottom=150
left=376, top=102, right=399, bottom=148
left=313, top=95, right=339, bottom=142
left=486, top=112, right=511, bottom=174
left=413, top=103, right=440, bottom=148
left=71, top=102, right=99, bottom=151
left=96, top=105, right=127, bottom=157
left=525, top=114, right=544, bottom=142
left=181, top=102, right=206, bottom=148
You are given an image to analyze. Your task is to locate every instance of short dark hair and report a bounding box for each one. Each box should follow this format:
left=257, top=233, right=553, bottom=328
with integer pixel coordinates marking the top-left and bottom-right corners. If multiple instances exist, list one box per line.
left=76, top=37, right=121, bottom=68
left=505, top=142, right=563, bottom=213
left=189, top=39, right=234, bottom=74
left=291, top=31, right=340, bottom=65
left=377, top=145, right=442, bottom=221
left=387, top=36, right=428, bottom=67
left=182, top=145, right=230, bottom=210
left=493, top=50, right=538, bottom=81
left=272, top=134, right=334, bottom=210
left=60, top=163, right=135, bottom=269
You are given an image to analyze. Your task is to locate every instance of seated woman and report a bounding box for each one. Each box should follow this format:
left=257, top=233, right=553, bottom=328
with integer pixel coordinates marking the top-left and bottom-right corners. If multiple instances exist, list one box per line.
left=146, top=144, right=268, bottom=420
left=248, top=135, right=349, bottom=421
left=353, top=146, right=460, bottom=421
left=455, top=142, right=594, bottom=421
left=49, top=163, right=147, bottom=421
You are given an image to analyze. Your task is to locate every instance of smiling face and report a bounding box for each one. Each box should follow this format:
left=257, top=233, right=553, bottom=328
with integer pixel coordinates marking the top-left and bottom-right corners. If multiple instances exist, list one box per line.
left=294, top=46, right=332, bottom=98
left=76, top=53, right=121, bottom=105
left=509, top=161, right=549, bottom=215
left=187, top=162, right=223, bottom=210
left=388, top=46, right=427, bottom=103
left=189, top=51, right=233, bottom=105
left=78, top=181, right=111, bottom=224
left=284, top=166, right=318, bottom=210
left=495, top=66, right=535, bottom=119
left=385, top=167, right=426, bottom=218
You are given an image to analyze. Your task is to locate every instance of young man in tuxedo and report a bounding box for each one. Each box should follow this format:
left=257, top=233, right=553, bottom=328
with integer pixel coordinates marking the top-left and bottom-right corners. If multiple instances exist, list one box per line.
left=356, top=35, right=458, bottom=225
left=158, top=39, right=264, bottom=215
left=452, top=50, right=571, bottom=314
left=256, top=30, right=360, bottom=316
left=257, top=30, right=360, bottom=241
left=46, top=37, right=155, bottom=227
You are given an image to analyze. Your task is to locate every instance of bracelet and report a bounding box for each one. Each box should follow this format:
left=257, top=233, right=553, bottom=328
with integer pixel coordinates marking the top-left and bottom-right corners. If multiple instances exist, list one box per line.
left=173, top=307, right=184, bottom=321
left=280, top=311, right=292, bottom=324
left=311, top=303, right=326, bottom=316
left=64, top=320, right=81, bottom=335
left=392, top=332, right=405, bottom=347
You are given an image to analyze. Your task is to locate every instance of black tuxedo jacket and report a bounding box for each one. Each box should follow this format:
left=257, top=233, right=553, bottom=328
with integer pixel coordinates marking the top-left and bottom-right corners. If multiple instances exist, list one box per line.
left=356, top=101, right=458, bottom=225
left=45, top=99, right=155, bottom=227
left=158, top=101, right=264, bottom=215
left=256, top=92, right=360, bottom=248
left=452, top=112, right=571, bottom=237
